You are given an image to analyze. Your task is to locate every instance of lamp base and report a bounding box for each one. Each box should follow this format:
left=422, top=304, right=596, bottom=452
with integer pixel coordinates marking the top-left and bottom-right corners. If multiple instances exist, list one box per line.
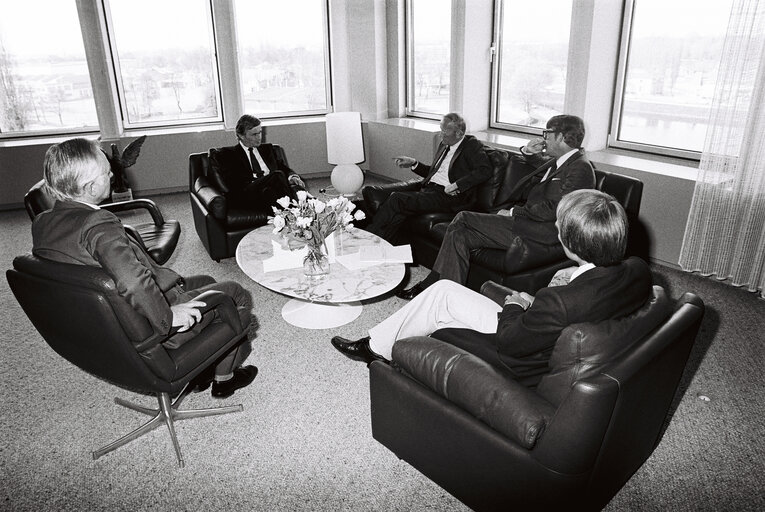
left=330, top=164, right=364, bottom=196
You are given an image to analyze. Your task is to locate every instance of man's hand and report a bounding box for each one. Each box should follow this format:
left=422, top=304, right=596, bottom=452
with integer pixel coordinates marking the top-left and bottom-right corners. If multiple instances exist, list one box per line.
left=171, top=300, right=206, bottom=332
left=503, top=291, right=534, bottom=310
left=288, top=175, right=305, bottom=189
left=522, top=138, right=546, bottom=155
left=497, top=208, right=513, bottom=217
left=393, top=156, right=417, bottom=168
left=444, top=183, right=459, bottom=195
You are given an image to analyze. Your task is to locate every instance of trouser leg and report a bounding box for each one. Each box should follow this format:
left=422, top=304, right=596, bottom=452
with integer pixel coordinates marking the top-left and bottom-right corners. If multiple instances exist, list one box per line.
left=368, top=280, right=501, bottom=360
left=178, top=277, right=255, bottom=378
left=368, top=188, right=461, bottom=242
left=432, top=211, right=517, bottom=285
left=245, top=172, right=296, bottom=208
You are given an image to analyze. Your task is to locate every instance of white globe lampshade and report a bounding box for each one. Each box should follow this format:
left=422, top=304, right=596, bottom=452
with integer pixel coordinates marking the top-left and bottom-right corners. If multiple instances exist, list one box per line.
left=331, top=164, right=364, bottom=195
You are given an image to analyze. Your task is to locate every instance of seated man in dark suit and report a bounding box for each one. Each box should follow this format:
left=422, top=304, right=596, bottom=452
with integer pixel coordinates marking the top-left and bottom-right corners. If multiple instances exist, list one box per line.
left=332, top=189, right=652, bottom=386
left=32, top=138, right=258, bottom=398
left=210, top=114, right=305, bottom=209
left=397, top=114, right=596, bottom=299
left=365, top=112, right=493, bottom=242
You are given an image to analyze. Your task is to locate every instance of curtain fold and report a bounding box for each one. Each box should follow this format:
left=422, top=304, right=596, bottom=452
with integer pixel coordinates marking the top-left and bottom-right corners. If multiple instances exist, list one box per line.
left=679, top=0, right=765, bottom=294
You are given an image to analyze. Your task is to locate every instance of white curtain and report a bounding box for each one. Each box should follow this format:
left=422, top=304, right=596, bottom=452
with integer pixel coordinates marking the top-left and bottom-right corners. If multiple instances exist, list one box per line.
left=679, top=0, right=765, bottom=294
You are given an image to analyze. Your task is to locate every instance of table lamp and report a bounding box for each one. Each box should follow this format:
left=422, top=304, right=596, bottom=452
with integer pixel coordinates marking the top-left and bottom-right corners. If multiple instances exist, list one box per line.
left=326, top=112, right=365, bottom=195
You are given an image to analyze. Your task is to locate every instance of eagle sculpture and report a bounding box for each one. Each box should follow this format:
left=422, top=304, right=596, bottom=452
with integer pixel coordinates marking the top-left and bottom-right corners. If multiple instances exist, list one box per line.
left=106, top=135, right=147, bottom=193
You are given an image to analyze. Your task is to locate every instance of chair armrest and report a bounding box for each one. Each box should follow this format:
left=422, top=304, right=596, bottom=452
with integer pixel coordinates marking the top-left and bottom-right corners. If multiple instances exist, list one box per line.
left=193, top=176, right=228, bottom=220
left=362, top=179, right=422, bottom=214
left=392, top=336, right=555, bottom=448
left=102, top=198, right=165, bottom=225
left=480, top=280, right=515, bottom=306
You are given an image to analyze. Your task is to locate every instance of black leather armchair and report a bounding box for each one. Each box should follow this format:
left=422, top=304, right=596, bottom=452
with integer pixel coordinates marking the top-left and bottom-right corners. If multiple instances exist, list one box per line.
left=188, top=145, right=291, bottom=261
left=7, top=254, right=249, bottom=467
left=24, top=180, right=180, bottom=265
left=363, top=152, right=644, bottom=294
left=369, top=284, right=704, bottom=511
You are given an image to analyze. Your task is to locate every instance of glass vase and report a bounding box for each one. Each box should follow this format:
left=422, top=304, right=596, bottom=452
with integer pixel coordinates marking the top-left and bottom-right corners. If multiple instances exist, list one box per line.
left=303, top=245, right=330, bottom=277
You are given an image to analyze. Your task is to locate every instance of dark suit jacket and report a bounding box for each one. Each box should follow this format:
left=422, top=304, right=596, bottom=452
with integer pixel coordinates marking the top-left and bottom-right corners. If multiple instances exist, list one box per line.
left=210, top=143, right=297, bottom=204
left=495, top=257, right=652, bottom=382
left=32, top=200, right=181, bottom=334
left=494, top=150, right=595, bottom=245
left=413, top=134, right=492, bottom=202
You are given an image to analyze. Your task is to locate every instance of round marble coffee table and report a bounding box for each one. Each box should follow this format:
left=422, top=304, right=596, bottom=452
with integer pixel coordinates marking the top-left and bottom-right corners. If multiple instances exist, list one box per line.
left=236, top=225, right=406, bottom=329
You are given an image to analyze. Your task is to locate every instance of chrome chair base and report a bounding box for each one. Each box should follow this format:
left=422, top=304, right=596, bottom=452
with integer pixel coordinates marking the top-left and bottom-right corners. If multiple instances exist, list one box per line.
left=91, top=386, right=243, bottom=467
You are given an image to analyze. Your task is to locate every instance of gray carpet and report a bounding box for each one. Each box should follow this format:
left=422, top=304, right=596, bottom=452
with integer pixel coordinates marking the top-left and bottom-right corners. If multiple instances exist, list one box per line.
left=1, top=182, right=763, bottom=511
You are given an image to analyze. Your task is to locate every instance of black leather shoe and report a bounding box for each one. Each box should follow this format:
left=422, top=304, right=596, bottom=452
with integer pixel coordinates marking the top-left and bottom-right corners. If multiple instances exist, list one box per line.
left=331, top=336, right=386, bottom=365
left=395, top=282, right=426, bottom=300
left=211, top=365, right=258, bottom=399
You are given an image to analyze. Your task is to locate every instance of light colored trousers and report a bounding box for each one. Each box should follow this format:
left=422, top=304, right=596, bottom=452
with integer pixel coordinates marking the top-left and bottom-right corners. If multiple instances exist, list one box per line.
left=369, top=280, right=502, bottom=360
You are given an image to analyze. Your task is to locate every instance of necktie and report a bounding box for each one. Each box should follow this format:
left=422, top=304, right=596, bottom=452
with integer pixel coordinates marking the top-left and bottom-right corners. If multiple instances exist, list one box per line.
left=541, top=161, right=557, bottom=182
left=423, top=145, right=450, bottom=185
left=249, top=148, right=264, bottom=178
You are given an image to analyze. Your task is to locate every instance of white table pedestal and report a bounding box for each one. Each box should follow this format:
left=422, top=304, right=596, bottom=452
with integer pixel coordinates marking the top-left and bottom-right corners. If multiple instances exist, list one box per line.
left=281, top=299, right=363, bottom=329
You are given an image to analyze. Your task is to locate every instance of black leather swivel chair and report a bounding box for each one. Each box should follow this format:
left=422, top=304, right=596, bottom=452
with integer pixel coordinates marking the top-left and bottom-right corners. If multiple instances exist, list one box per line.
left=7, top=254, right=249, bottom=467
left=369, top=283, right=704, bottom=511
left=24, top=180, right=181, bottom=265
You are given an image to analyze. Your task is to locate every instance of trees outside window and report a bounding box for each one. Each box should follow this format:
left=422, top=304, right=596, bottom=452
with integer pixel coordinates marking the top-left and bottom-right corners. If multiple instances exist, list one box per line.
left=0, top=1, right=98, bottom=135
left=233, top=0, right=330, bottom=117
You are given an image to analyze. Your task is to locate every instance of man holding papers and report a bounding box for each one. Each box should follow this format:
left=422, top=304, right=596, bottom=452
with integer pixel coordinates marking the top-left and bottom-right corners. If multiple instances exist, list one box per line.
left=331, top=190, right=652, bottom=386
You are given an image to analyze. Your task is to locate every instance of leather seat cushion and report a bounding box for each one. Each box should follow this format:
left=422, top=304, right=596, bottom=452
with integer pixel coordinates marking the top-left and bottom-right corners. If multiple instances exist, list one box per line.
left=134, top=220, right=181, bottom=265
left=536, top=286, right=673, bottom=406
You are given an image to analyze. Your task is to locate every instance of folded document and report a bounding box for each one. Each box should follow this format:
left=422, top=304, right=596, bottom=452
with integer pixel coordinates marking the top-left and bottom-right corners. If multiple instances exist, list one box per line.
left=358, top=244, right=413, bottom=263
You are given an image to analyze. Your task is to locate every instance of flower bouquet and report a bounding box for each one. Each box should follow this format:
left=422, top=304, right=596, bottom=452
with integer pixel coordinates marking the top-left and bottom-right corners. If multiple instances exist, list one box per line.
left=270, top=191, right=366, bottom=276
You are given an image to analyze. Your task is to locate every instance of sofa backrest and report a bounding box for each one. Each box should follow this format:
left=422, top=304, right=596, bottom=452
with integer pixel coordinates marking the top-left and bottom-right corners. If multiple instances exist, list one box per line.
left=595, top=168, right=643, bottom=218
left=473, top=146, right=510, bottom=212
left=189, top=151, right=209, bottom=190
left=536, top=285, right=673, bottom=406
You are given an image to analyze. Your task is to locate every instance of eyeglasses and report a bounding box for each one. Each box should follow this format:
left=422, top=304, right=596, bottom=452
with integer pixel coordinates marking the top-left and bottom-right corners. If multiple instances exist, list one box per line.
left=542, top=129, right=557, bottom=140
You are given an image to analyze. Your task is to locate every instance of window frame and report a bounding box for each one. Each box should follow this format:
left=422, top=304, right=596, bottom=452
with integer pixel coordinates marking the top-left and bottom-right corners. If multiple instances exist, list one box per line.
left=0, top=1, right=101, bottom=140
left=101, top=0, right=224, bottom=130
left=607, top=0, right=702, bottom=160
left=234, top=0, right=333, bottom=120
left=404, top=0, right=449, bottom=121
left=488, top=0, right=571, bottom=137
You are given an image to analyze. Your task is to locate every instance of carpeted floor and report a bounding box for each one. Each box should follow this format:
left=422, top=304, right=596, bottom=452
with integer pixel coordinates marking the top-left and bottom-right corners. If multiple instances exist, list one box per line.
left=1, top=181, right=763, bottom=511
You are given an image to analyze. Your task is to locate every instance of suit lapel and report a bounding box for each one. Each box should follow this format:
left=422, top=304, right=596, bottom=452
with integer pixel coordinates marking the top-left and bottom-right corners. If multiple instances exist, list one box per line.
left=235, top=145, right=251, bottom=171
left=545, top=150, right=583, bottom=181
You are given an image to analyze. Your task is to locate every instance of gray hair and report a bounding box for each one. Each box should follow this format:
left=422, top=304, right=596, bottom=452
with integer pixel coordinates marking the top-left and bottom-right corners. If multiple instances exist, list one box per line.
left=442, top=112, right=466, bottom=135
left=43, top=138, right=105, bottom=200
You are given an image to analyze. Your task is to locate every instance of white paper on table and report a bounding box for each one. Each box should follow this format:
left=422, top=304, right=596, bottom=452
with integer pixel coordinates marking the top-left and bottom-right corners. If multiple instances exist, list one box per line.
left=261, top=232, right=337, bottom=273
left=335, top=251, right=381, bottom=270
left=358, top=244, right=413, bottom=263
left=262, top=240, right=305, bottom=272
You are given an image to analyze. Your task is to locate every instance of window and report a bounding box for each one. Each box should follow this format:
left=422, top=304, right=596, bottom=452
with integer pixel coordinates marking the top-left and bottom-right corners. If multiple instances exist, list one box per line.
left=407, top=0, right=452, bottom=117
left=233, top=0, right=330, bottom=117
left=0, top=1, right=98, bottom=136
left=492, top=0, right=573, bottom=131
left=104, top=0, right=221, bottom=127
left=612, top=0, right=734, bottom=155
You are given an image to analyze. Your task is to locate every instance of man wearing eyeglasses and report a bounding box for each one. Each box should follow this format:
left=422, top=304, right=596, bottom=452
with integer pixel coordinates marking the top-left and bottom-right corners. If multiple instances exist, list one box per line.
left=397, top=114, right=595, bottom=300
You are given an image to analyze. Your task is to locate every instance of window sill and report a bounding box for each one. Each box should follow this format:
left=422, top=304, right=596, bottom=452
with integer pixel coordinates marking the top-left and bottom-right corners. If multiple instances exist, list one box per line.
left=473, top=128, right=700, bottom=182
